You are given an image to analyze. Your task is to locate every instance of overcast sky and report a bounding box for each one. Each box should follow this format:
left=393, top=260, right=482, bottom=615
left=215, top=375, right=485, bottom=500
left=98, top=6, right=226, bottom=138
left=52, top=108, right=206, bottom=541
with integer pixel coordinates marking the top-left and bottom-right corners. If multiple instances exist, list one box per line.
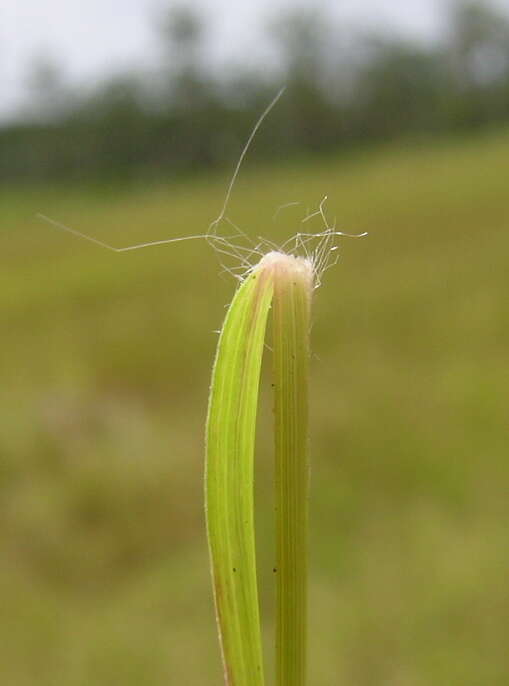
left=1, top=0, right=508, bottom=121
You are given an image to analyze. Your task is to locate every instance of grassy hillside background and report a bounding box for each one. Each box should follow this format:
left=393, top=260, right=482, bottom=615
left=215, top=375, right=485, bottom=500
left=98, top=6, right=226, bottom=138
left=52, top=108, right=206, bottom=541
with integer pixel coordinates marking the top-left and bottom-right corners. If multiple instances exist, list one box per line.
left=1, top=129, right=508, bottom=685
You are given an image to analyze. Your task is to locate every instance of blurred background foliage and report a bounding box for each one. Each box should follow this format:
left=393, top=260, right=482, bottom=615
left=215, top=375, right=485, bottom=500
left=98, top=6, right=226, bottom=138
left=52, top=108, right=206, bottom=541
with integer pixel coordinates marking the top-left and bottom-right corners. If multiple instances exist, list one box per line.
left=3, top=1, right=509, bottom=183
left=1, top=1, right=509, bottom=685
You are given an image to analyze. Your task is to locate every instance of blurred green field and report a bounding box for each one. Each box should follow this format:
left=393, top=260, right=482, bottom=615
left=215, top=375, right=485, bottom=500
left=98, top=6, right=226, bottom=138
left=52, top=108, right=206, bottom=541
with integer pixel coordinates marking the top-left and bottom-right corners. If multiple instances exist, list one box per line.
left=1, top=130, right=508, bottom=685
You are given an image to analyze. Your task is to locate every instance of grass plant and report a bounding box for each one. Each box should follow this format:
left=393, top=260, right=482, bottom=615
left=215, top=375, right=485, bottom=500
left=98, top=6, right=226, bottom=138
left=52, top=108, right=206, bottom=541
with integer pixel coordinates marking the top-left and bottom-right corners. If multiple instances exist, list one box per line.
left=206, top=252, right=313, bottom=686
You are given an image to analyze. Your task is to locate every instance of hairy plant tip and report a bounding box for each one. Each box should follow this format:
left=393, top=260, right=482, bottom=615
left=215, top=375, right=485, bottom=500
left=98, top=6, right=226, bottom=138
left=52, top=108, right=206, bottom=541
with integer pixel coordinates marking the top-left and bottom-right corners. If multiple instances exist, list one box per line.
left=253, top=251, right=314, bottom=292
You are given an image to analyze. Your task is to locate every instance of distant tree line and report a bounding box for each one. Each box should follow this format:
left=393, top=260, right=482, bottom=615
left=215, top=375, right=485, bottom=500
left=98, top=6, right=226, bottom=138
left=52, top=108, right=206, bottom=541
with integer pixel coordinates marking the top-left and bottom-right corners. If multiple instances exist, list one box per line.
left=2, top=1, right=509, bottom=184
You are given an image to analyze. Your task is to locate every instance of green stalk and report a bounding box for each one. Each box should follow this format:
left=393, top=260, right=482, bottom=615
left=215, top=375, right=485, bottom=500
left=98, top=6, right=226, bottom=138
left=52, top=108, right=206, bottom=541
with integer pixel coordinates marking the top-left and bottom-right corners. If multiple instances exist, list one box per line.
left=206, top=252, right=313, bottom=686
left=272, top=255, right=312, bottom=686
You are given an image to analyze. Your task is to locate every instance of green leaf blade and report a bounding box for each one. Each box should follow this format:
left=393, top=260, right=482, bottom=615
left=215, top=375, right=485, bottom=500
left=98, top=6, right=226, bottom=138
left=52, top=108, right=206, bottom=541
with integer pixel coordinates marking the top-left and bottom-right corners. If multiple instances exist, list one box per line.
left=206, top=262, right=274, bottom=686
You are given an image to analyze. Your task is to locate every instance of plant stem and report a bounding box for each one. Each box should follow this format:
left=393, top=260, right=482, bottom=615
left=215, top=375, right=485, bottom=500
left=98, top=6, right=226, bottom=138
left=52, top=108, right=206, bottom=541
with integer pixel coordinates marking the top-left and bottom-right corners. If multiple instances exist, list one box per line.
left=272, top=255, right=313, bottom=686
